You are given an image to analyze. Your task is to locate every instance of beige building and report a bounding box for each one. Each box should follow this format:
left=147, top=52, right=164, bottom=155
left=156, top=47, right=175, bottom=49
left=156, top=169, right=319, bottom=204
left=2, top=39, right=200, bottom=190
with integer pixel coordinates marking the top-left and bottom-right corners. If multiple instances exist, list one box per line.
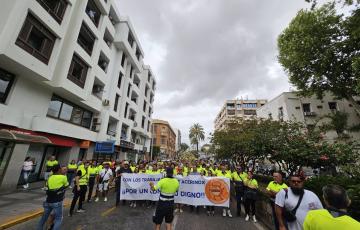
left=214, top=99, right=267, bottom=130
left=256, top=92, right=360, bottom=141
left=151, top=119, right=176, bottom=159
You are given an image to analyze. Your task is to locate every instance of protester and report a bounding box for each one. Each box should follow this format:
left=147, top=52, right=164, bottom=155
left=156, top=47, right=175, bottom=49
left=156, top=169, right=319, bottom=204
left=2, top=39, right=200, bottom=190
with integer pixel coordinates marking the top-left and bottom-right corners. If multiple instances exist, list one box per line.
left=244, top=171, right=258, bottom=222
left=303, top=184, right=360, bottom=230
left=150, top=167, right=179, bottom=230
left=232, top=166, right=246, bottom=217
left=275, top=174, right=323, bottom=230
left=22, top=157, right=34, bottom=189
left=206, top=170, right=215, bottom=216
left=87, top=161, right=98, bottom=202
left=37, top=164, right=68, bottom=230
left=69, top=161, right=89, bottom=216
left=266, top=171, right=288, bottom=230
left=95, top=162, right=113, bottom=202
left=117, top=161, right=132, bottom=205
left=44, top=156, right=58, bottom=189
left=217, top=165, right=233, bottom=217
left=67, top=160, right=77, bottom=188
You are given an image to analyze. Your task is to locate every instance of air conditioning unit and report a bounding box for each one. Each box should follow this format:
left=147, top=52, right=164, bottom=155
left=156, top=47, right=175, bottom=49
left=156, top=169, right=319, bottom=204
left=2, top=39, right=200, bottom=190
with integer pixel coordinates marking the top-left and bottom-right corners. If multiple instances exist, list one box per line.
left=102, top=99, right=110, bottom=106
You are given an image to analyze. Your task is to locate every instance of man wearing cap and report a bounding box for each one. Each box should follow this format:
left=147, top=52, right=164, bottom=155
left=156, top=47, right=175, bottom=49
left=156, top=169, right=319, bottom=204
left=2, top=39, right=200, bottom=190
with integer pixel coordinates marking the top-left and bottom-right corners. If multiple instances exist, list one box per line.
left=150, top=167, right=179, bottom=230
left=95, top=162, right=113, bottom=202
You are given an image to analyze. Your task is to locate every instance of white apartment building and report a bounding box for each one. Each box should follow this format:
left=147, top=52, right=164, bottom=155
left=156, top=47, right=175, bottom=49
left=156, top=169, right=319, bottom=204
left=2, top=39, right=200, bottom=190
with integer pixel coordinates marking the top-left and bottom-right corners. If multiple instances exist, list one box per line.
left=257, top=92, right=360, bottom=141
left=0, top=0, right=156, bottom=192
left=214, top=99, right=267, bottom=130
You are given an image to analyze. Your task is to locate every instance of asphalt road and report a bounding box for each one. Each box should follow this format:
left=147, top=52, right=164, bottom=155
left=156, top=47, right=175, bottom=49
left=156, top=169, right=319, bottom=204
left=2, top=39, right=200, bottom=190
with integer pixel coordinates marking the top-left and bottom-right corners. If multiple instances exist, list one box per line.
left=10, top=191, right=265, bottom=230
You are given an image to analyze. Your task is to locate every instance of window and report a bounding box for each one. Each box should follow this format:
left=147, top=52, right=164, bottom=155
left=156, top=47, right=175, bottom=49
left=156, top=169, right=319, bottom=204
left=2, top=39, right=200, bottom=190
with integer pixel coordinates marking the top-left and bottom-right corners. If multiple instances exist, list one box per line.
left=85, top=0, right=101, bottom=27
left=136, top=48, right=141, bottom=61
left=161, top=138, right=166, bottom=145
left=16, top=13, right=56, bottom=64
left=91, top=82, right=104, bottom=99
left=77, top=23, right=95, bottom=56
left=36, top=0, right=68, bottom=24
left=117, top=72, right=123, bottom=88
left=317, top=105, right=323, bottom=109
left=127, top=83, right=131, bottom=97
left=121, top=52, right=126, bottom=68
left=103, top=28, right=113, bottom=48
left=67, top=54, right=89, bottom=88
left=114, top=94, right=119, bottom=112
left=141, top=116, right=145, bottom=128
left=128, top=32, right=135, bottom=47
left=278, top=107, right=284, bottom=120
left=148, top=73, right=151, bottom=82
left=98, top=52, right=109, bottom=73
left=124, top=102, right=129, bottom=118
left=0, top=69, right=15, bottom=104
left=302, top=103, right=311, bottom=113
left=244, top=110, right=256, bottom=115
left=242, top=103, right=257, bottom=108
left=129, top=65, right=134, bottom=79
left=328, top=102, right=337, bottom=110
left=47, top=95, right=93, bottom=128
left=143, top=101, right=147, bottom=112
left=147, top=121, right=150, bottom=132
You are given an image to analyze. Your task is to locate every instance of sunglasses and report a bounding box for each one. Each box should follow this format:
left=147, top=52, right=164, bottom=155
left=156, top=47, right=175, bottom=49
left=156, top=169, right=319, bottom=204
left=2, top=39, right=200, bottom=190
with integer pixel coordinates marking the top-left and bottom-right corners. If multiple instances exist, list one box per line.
left=291, top=180, right=303, bottom=184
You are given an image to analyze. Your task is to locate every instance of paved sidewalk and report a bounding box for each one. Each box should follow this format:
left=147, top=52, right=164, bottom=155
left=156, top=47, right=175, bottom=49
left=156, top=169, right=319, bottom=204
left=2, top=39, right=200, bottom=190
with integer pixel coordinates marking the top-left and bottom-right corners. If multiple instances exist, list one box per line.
left=0, top=182, right=72, bottom=229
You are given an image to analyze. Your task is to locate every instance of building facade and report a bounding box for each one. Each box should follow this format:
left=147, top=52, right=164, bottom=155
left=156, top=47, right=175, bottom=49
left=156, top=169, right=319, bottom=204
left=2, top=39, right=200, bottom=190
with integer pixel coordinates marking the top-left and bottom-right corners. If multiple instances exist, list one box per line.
left=174, top=128, right=181, bottom=153
left=214, top=99, right=267, bottom=130
left=151, top=119, right=176, bottom=159
left=256, top=92, right=360, bottom=141
left=0, top=0, right=155, bottom=192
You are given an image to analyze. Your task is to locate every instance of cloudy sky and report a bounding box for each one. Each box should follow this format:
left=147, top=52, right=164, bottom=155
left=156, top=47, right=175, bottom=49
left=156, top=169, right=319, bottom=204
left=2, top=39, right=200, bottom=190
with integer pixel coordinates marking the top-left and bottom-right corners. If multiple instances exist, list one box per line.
left=116, top=0, right=312, bottom=144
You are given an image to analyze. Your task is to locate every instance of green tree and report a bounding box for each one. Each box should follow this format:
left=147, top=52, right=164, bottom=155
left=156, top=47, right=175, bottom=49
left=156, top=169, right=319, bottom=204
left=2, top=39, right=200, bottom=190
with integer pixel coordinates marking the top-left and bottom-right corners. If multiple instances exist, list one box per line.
left=189, top=123, right=205, bottom=153
left=180, top=143, right=189, bottom=152
left=278, top=3, right=360, bottom=113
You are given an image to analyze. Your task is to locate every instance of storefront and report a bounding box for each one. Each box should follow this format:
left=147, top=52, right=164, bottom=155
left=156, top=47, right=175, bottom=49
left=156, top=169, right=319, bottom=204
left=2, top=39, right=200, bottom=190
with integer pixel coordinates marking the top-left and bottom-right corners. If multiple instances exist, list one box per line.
left=0, top=126, right=92, bottom=192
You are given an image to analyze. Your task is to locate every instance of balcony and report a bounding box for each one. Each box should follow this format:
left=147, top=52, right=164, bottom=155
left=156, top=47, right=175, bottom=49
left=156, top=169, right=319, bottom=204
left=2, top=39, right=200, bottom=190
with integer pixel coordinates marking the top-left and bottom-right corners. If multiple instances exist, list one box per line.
left=36, top=0, right=68, bottom=24
left=77, top=23, right=96, bottom=56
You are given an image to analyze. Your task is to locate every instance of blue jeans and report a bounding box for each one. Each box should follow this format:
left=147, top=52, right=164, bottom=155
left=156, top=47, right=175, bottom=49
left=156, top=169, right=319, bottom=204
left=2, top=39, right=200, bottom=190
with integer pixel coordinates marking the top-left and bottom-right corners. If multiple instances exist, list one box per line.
left=37, top=201, right=63, bottom=230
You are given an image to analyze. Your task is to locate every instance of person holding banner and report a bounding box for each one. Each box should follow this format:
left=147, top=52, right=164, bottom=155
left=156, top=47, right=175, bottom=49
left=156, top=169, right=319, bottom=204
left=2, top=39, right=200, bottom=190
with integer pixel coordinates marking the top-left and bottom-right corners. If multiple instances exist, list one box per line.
left=149, top=167, right=179, bottom=230
left=232, top=166, right=246, bottom=217
left=206, top=170, right=216, bottom=216
left=244, top=171, right=259, bottom=222
left=217, top=165, right=233, bottom=218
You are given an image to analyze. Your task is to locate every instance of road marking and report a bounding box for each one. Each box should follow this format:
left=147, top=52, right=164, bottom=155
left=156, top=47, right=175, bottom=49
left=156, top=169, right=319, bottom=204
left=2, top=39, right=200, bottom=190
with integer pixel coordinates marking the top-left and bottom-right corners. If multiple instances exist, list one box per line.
left=172, top=213, right=179, bottom=230
left=101, top=206, right=116, bottom=217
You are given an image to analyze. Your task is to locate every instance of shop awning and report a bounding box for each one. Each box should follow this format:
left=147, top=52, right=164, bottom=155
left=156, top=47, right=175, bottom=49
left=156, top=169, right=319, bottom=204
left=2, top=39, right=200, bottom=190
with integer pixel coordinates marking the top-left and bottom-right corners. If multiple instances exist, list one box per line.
left=0, top=129, right=52, bottom=144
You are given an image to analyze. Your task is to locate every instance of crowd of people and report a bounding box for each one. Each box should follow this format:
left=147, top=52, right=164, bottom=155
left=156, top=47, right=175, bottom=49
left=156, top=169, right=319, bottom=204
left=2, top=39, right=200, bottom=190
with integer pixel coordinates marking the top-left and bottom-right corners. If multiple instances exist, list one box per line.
left=34, top=156, right=359, bottom=230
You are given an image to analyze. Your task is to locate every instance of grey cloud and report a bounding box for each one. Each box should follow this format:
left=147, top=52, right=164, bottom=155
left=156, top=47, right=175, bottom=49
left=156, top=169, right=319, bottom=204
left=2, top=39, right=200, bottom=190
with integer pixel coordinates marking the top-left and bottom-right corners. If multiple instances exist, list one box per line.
left=117, top=0, right=310, bottom=142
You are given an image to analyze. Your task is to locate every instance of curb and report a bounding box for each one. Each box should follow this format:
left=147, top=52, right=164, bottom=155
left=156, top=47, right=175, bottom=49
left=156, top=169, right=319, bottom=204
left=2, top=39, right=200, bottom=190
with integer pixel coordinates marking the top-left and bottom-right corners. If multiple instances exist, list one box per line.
left=0, top=199, right=71, bottom=230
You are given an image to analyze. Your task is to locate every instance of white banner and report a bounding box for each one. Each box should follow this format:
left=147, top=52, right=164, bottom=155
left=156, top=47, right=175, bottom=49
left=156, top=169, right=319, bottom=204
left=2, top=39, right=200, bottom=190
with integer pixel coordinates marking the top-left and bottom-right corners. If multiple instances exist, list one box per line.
left=120, top=174, right=230, bottom=207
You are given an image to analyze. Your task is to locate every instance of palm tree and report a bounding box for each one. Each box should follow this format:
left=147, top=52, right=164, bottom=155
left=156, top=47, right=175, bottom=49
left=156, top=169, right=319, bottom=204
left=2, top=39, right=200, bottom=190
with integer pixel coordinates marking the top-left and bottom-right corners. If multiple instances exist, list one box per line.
left=189, top=123, right=205, bottom=153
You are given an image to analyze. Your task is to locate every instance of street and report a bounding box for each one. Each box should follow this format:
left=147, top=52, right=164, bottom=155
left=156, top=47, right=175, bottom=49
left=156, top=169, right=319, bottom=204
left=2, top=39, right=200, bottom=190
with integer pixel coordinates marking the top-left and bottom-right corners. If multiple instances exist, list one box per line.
left=9, top=190, right=263, bottom=230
